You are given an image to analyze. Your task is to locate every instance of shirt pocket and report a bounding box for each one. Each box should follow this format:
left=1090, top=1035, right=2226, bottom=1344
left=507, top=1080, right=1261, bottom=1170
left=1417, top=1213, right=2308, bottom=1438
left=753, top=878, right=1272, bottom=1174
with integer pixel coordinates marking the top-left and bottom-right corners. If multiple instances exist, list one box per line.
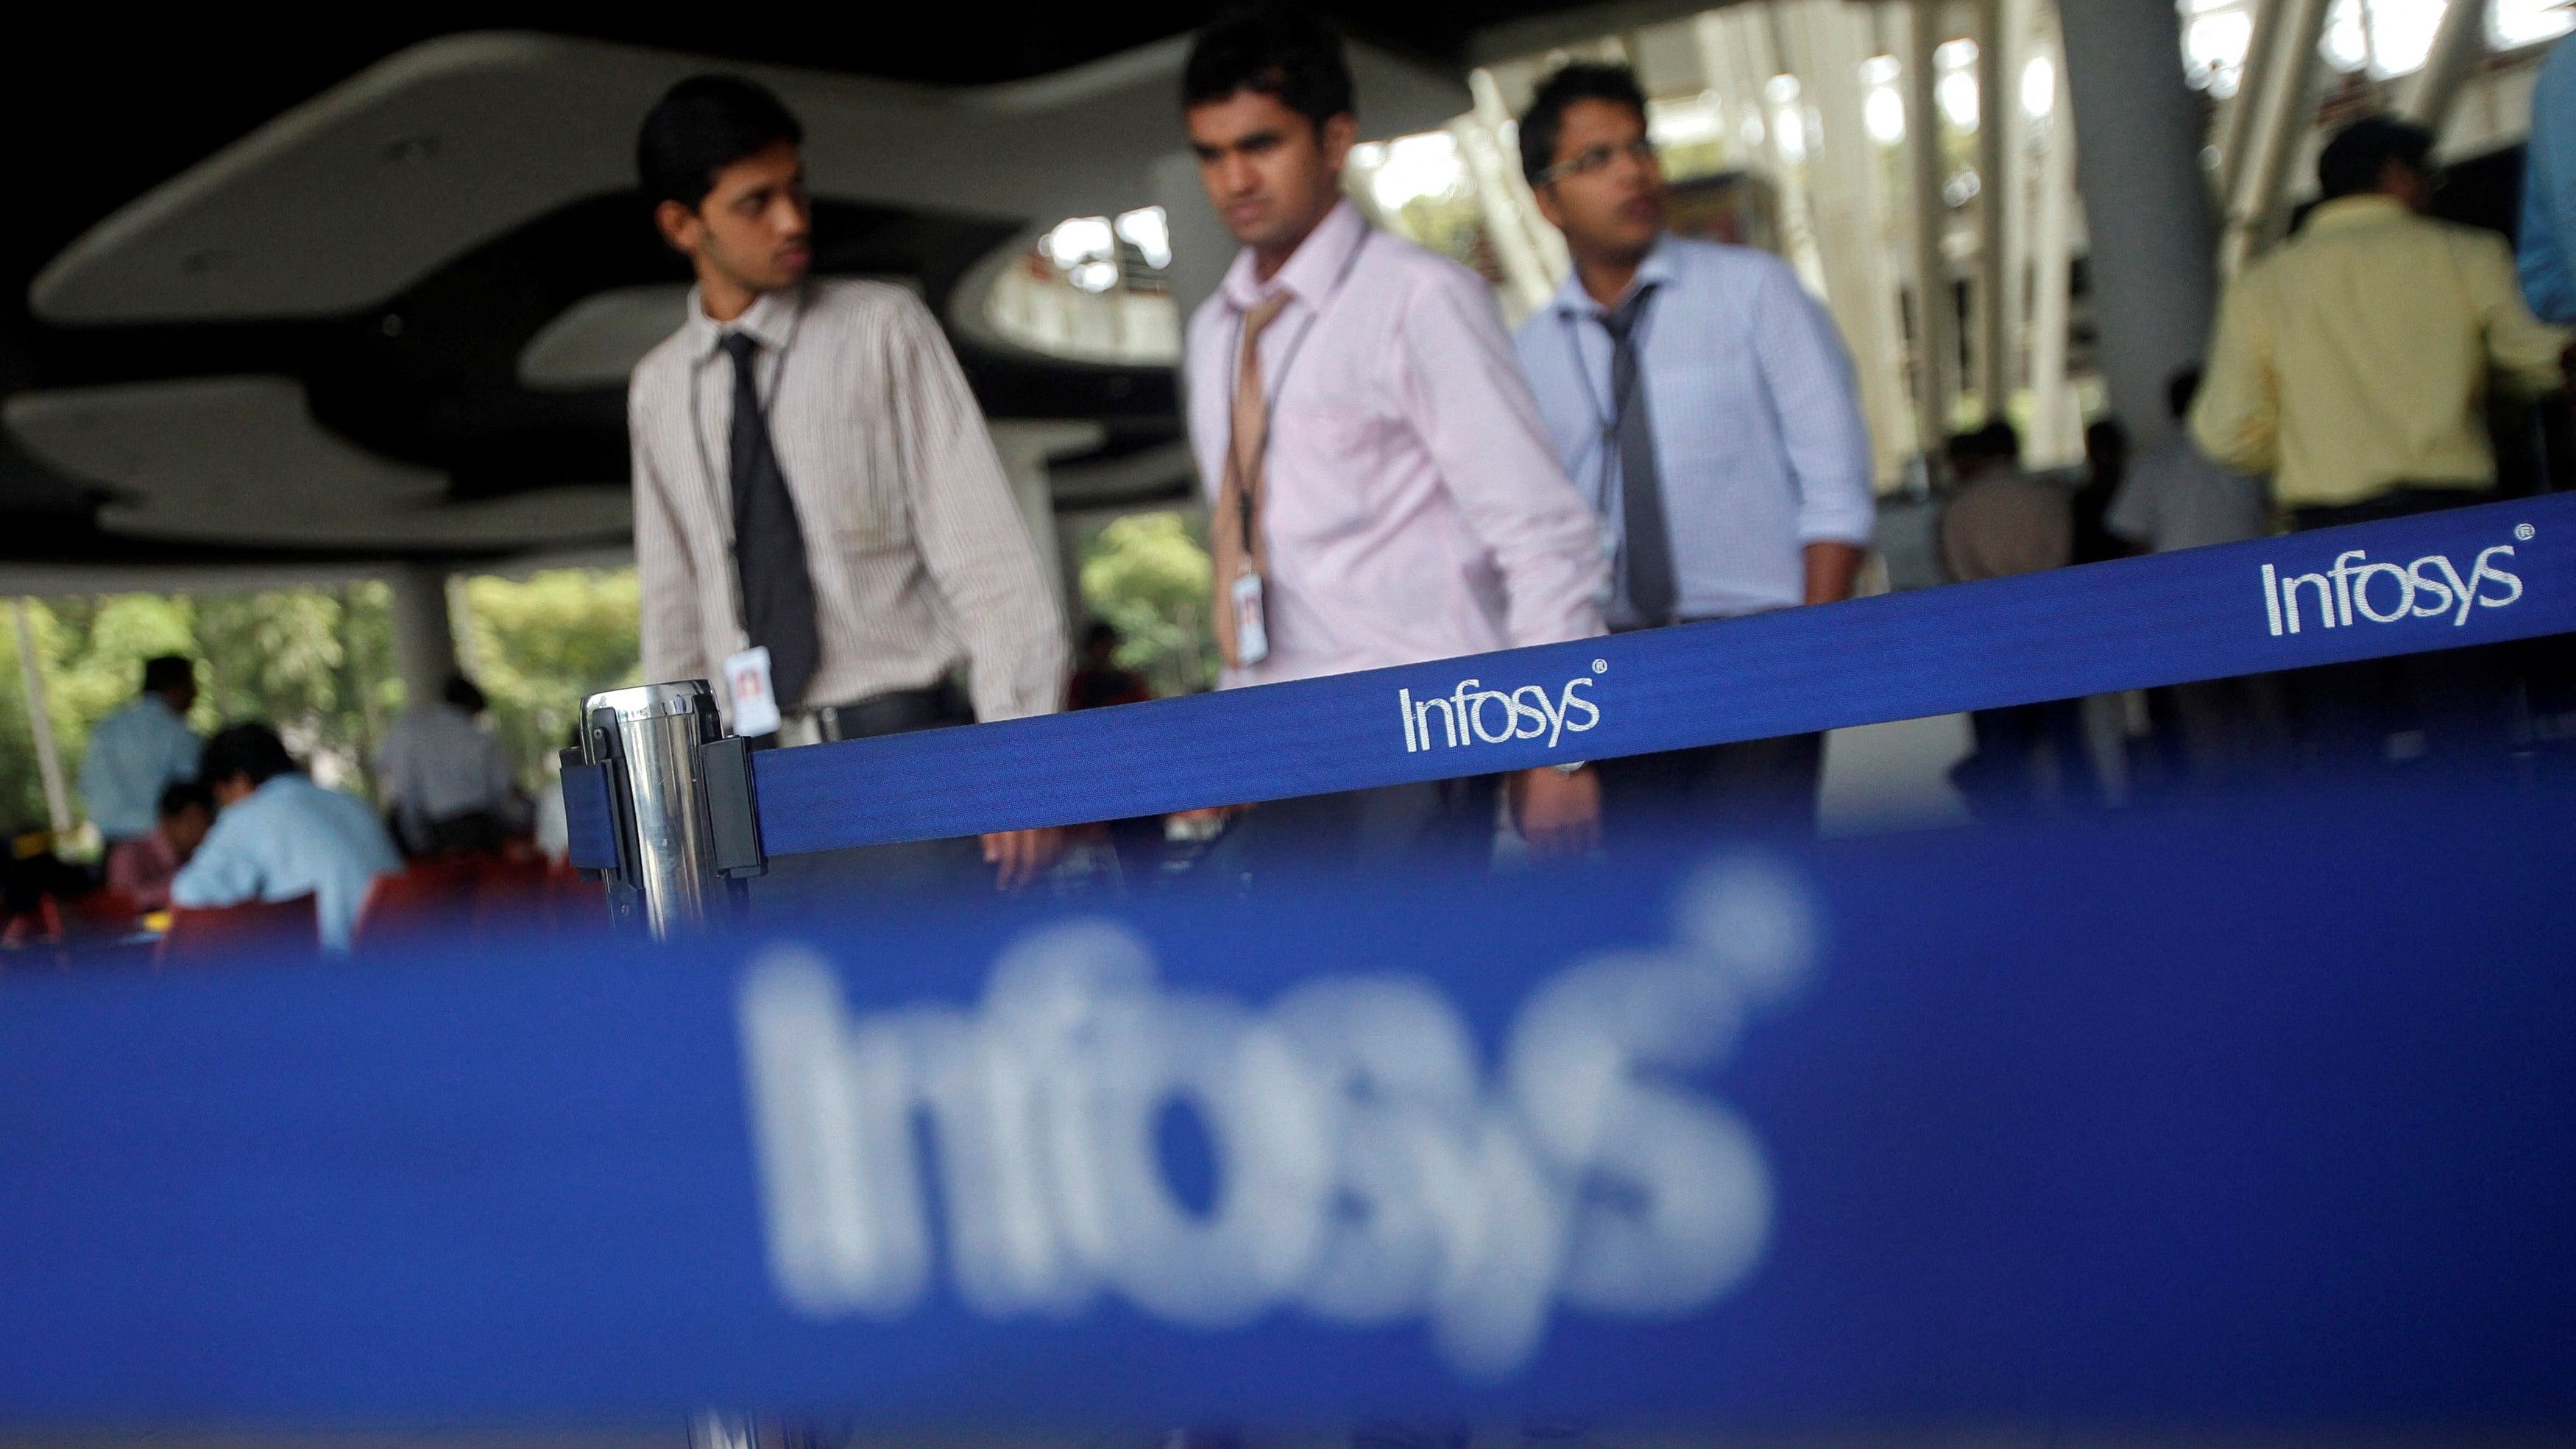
left=1269, top=389, right=1396, bottom=540
left=1648, top=362, right=1765, bottom=464
left=788, top=406, right=909, bottom=557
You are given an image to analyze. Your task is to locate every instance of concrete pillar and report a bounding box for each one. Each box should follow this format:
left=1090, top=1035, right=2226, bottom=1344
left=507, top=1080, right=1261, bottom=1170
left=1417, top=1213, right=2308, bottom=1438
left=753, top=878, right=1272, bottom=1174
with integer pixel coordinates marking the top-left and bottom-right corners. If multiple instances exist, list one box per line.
left=2401, top=0, right=2493, bottom=137
left=11, top=600, right=71, bottom=836
left=1149, top=150, right=1237, bottom=341
left=1780, top=0, right=1918, bottom=485
left=386, top=563, right=459, bottom=709
left=2213, top=0, right=2290, bottom=205
left=1972, top=0, right=2010, bottom=419
left=988, top=419, right=1108, bottom=637
left=2057, top=0, right=2221, bottom=456
left=2222, top=0, right=2332, bottom=274
left=1906, top=1, right=1962, bottom=456
left=2026, top=20, right=2083, bottom=468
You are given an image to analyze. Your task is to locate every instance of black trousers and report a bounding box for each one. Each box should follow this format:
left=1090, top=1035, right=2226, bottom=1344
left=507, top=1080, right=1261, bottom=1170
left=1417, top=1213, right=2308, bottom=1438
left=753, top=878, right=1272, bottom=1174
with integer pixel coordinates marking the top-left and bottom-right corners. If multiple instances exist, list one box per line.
left=1595, top=731, right=1825, bottom=854
left=2282, top=487, right=2522, bottom=774
left=1193, top=775, right=1502, bottom=890
left=746, top=684, right=987, bottom=919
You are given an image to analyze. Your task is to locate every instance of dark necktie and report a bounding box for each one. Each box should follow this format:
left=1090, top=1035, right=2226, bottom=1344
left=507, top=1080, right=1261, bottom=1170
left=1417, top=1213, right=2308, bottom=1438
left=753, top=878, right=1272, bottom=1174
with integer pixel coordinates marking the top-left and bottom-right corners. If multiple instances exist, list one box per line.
left=1601, top=286, right=1677, bottom=628
left=720, top=330, right=822, bottom=714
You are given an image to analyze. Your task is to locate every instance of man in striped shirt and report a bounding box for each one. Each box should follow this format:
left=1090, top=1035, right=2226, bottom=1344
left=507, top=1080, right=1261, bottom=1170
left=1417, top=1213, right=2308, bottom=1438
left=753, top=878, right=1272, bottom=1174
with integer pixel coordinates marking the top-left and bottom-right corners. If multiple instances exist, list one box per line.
left=628, top=77, right=1066, bottom=893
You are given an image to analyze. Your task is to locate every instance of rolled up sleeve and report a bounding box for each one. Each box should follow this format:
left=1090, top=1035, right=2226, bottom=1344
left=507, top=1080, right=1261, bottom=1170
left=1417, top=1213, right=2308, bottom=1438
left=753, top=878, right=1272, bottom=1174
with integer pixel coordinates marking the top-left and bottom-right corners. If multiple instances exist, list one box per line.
left=1752, top=262, right=1877, bottom=546
left=1398, top=269, right=1609, bottom=649
left=2191, top=274, right=2280, bottom=478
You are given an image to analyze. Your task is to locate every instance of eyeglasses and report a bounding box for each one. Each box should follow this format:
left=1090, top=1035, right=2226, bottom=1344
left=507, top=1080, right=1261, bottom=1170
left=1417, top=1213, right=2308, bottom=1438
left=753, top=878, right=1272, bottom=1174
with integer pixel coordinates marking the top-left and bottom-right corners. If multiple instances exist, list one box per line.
left=1538, top=138, right=1658, bottom=185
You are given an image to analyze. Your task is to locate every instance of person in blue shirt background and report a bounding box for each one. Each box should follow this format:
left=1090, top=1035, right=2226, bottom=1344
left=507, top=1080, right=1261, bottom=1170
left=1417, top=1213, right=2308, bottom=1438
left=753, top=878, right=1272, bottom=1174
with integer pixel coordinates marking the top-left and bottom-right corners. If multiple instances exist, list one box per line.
left=79, top=654, right=202, bottom=853
left=2522, top=33, right=2576, bottom=323
left=171, top=723, right=402, bottom=954
left=1511, top=62, right=1876, bottom=849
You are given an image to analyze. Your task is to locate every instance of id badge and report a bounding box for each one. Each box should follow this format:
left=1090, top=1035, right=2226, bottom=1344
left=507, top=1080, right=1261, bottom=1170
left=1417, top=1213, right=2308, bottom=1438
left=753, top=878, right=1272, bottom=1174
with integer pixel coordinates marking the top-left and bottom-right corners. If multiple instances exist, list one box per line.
left=722, top=645, right=784, bottom=737
left=1230, top=571, right=1270, bottom=667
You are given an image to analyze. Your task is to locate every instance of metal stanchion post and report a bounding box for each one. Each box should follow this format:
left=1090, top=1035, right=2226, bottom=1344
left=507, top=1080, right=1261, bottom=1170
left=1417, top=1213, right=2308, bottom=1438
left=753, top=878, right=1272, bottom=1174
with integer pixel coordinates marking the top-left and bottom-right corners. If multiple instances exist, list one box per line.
left=575, top=680, right=764, bottom=940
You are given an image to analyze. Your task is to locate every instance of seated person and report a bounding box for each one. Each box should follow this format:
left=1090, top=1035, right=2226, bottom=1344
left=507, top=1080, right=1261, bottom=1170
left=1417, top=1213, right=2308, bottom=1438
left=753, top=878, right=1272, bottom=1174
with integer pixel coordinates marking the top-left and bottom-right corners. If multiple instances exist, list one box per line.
left=171, top=723, right=403, bottom=954
left=377, top=675, right=529, bottom=857
left=105, top=782, right=214, bottom=911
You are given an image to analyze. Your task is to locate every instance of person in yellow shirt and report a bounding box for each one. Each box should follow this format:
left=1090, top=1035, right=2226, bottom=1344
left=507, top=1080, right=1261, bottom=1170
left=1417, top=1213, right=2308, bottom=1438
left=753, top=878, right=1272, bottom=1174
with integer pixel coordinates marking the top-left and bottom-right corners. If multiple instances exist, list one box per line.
left=2193, top=116, right=2569, bottom=520
left=2192, top=116, right=2568, bottom=772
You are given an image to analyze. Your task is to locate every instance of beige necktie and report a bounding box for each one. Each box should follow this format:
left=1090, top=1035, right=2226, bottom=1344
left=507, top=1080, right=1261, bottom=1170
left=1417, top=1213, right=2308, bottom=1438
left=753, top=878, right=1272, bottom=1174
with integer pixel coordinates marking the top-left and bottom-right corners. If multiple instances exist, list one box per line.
left=1212, top=291, right=1295, bottom=668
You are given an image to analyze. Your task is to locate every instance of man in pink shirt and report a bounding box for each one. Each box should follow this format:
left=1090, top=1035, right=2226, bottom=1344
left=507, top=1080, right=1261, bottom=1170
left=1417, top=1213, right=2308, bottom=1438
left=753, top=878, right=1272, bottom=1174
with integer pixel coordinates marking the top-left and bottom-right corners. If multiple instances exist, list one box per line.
left=1180, top=7, right=1610, bottom=875
left=105, top=782, right=213, bottom=912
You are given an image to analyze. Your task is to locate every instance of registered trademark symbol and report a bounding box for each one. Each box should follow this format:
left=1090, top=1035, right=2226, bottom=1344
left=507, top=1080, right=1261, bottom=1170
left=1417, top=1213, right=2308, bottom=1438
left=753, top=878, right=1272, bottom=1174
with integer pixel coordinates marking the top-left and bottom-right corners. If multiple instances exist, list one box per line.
left=1593, top=658, right=1609, bottom=673
left=2516, top=522, right=2536, bottom=542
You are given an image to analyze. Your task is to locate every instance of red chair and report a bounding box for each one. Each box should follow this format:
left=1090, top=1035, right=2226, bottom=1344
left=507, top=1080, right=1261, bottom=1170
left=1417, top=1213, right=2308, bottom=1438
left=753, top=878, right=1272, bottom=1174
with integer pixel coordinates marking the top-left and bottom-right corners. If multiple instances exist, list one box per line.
left=353, top=859, right=487, bottom=953
left=156, top=894, right=319, bottom=968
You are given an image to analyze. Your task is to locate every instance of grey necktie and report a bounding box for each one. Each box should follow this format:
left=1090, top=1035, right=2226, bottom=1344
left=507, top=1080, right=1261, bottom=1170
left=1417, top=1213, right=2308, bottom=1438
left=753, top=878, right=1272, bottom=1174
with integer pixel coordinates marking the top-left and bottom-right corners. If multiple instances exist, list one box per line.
left=1601, top=286, right=1677, bottom=628
left=720, top=330, right=822, bottom=715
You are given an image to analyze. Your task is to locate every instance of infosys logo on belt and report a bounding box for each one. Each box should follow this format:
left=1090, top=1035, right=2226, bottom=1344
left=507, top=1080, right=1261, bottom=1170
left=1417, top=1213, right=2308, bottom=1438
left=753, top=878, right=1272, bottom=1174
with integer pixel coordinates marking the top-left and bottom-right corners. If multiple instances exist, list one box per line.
left=2260, top=539, right=2524, bottom=637
left=1398, top=674, right=1601, bottom=753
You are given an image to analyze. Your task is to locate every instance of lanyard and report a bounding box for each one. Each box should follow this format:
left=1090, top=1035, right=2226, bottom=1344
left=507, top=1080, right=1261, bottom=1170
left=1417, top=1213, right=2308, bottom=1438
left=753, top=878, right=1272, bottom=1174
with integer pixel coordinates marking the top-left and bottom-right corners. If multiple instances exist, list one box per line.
left=1225, top=229, right=1375, bottom=558
left=687, top=288, right=808, bottom=644
left=1557, top=283, right=1662, bottom=480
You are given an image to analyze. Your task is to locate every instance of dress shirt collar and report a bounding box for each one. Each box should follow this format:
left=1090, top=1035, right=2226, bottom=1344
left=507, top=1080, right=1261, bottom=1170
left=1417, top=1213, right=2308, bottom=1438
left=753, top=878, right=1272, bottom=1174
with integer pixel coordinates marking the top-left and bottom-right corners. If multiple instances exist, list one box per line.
left=2303, top=194, right=2412, bottom=235
left=1549, top=232, right=1682, bottom=320
left=1220, top=199, right=1369, bottom=316
left=684, top=283, right=804, bottom=362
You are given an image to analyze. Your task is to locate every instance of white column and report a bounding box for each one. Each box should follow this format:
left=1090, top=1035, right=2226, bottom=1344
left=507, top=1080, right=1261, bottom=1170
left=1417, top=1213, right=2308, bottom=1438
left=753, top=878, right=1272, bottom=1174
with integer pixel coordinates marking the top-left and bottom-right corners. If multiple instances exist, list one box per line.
left=1906, top=1, right=1962, bottom=456
left=2213, top=0, right=2291, bottom=205
left=2221, top=0, right=2333, bottom=274
left=2026, top=19, right=2083, bottom=468
left=386, top=564, right=459, bottom=707
left=2057, top=0, right=2222, bottom=456
left=986, top=420, right=1108, bottom=636
left=1972, top=0, right=2010, bottom=419
left=2000, top=0, right=2044, bottom=418
left=2401, top=0, right=2493, bottom=136
left=1779, top=0, right=1917, bottom=485
left=11, top=601, right=71, bottom=836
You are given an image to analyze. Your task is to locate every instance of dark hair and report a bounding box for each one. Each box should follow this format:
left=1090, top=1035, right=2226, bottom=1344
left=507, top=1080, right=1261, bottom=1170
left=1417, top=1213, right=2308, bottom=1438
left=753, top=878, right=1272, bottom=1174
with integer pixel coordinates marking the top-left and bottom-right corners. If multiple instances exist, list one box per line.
left=637, top=75, right=804, bottom=211
left=2317, top=116, right=2433, bottom=201
left=1080, top=620, right=1121, bottom=653
left=158, top=781, right=213, bottom=820
left=442, top=674, right=489, bottom=714
left=2166, top=366, right=2204, bottom=421
left=199, top=723, right=298, bottom=790
left=141, top=654, right=195, bottom=695
left=1519, top=63, right=1649, bottom=187
left=1947, top=419, right=2023, bottom=466
left=1182, top=6, right=1354, bottom=131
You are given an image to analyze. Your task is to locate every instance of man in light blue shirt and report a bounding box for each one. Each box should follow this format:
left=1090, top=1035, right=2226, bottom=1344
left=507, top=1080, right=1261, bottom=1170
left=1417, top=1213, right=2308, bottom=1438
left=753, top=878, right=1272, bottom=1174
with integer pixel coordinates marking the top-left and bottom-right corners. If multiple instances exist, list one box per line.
left=171, top=723, right=401, bottom=954
left=78, top=654, right=202, bottom=846
left=2522, top=34, right=2576, bottom=324
left=1512, top=63, right=1875, bottom=845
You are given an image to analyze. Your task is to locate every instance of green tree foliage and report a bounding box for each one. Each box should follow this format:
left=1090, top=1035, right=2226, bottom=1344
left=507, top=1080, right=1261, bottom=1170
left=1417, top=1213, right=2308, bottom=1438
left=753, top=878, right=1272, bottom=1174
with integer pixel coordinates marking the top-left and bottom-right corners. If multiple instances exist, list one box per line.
left=0, top=567, right=641, bottom=835
left=456, top=568, right=643, bottom=788
left=1078, top=511, right=1217, bottom=698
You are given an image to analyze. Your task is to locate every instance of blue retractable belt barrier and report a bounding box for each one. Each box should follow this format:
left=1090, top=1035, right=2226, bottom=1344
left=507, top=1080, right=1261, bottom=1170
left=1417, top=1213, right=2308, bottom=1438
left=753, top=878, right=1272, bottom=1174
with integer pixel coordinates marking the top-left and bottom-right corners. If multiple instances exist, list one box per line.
left=3, top=777, right=2572, bottom=1431
left=571, top=492, right=2575, bottom=860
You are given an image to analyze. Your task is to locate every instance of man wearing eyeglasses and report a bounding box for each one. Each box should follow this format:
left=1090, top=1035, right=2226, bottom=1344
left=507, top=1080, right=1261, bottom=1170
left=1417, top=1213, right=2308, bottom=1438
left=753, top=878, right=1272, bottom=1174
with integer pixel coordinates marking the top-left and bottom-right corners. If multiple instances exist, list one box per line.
left=1512, top=63, right=1875, bottom=849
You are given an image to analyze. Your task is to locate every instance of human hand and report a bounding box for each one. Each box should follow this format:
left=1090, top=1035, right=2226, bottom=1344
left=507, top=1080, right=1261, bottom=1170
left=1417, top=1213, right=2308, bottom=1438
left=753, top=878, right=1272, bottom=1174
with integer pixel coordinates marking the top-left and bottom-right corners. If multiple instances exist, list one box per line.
left=981, top=826, right=1065, bottom=892
left=1509, top=766, right=1601, bottom=860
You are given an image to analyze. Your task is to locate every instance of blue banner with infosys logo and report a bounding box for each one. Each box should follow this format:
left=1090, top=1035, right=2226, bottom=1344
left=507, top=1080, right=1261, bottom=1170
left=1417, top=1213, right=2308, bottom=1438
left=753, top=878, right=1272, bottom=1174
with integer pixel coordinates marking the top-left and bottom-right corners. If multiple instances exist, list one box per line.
left=726, top=493, right=2576, bottom=857
left=4, top=776, right=2572, bottom=1432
